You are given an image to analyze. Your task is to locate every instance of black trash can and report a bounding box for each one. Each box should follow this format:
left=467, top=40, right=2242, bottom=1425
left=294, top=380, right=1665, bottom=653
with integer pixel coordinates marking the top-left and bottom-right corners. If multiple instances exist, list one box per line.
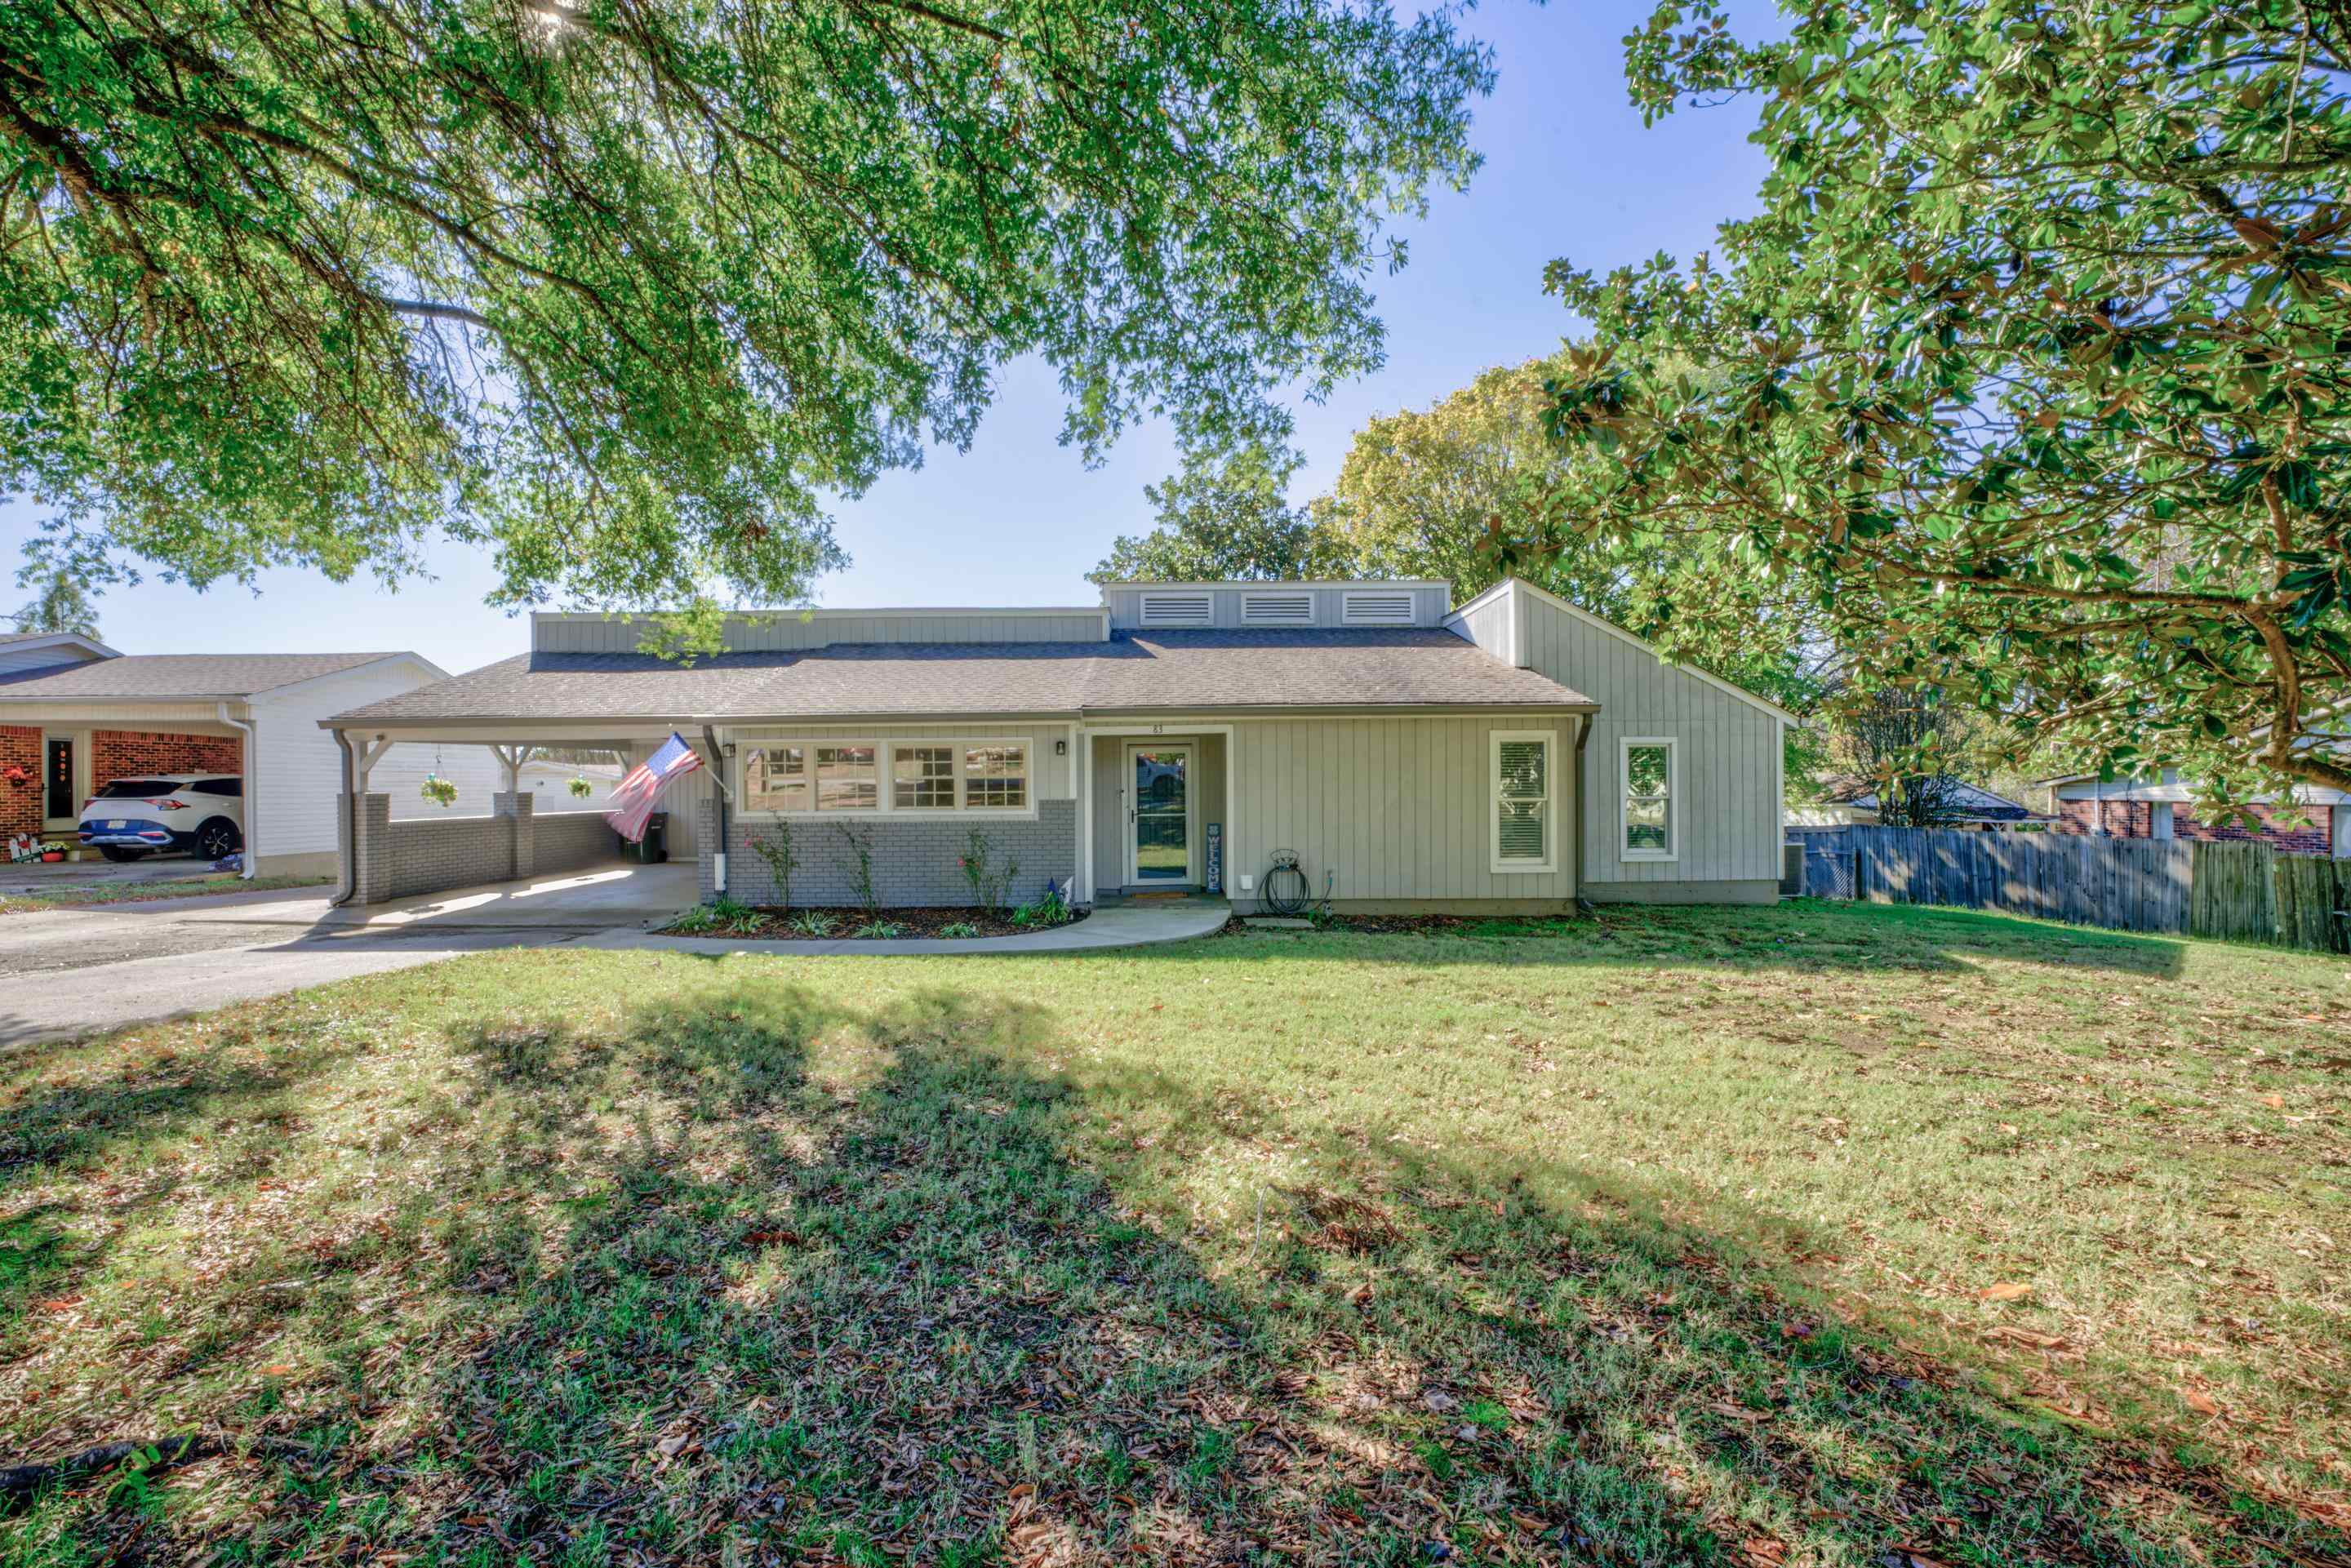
left=619, top=811, right=669, bottom=864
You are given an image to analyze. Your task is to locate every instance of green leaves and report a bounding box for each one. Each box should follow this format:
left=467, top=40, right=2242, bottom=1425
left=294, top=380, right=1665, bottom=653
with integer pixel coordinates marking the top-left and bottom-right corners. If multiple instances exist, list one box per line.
left=1540, top=0, right=2351, bottom=800
left=1, top=0, right=1490, bottom=609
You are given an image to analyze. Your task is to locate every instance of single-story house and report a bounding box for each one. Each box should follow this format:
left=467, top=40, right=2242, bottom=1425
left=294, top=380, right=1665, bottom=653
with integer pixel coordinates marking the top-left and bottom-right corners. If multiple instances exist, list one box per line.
left=318, top=577, right=1797, bottom=913
left=2037, top=768, right=2350, bottom=856
left=0, top=631, right=492, bottom=876
left=1786, top=775, right=2049, bottom=830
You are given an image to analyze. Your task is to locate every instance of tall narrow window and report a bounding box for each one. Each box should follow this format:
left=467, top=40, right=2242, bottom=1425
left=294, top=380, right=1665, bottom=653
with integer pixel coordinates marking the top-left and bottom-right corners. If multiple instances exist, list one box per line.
left=744, top=746, right=808, bottom=812
left=816, top=744, right=878, bottom=811
left=1491, top=731, right=1555, bottom=873
left=892, top=745, right=956, bottom=810
left=964, top=744, right=1027, bottom=809
left=1621, top=738, right=1676, bottom=860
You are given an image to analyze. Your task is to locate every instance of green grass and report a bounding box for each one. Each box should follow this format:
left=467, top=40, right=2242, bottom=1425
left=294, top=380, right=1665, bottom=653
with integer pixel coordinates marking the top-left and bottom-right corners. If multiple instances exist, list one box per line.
left=2, top=899, right=2348, bottom=1564
left=0, top=873, right=328, bottom=916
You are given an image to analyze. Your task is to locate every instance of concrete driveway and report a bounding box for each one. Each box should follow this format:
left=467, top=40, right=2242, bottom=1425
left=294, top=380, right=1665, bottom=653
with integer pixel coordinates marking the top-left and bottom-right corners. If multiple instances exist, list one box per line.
left=0, top=861, right=696, bottom=1049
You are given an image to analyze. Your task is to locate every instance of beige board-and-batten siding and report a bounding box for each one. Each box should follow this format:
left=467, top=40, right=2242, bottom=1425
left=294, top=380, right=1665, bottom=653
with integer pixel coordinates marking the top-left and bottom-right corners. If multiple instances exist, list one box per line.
left=1223, top=714, right=1579, bottom=912
left=1455, top=584, right=1784, bottom=902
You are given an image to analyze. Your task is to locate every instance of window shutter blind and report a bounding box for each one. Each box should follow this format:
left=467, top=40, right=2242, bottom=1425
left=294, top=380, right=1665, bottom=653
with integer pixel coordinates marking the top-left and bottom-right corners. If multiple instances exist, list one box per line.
left=1496, top=739, right=1548, bottom=862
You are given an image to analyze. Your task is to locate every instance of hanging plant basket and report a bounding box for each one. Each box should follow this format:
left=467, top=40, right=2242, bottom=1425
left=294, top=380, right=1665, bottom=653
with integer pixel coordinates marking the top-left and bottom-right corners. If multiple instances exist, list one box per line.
left=420, top=774, right=460, bottom=809
left=568, top=775, right=593, bottom=799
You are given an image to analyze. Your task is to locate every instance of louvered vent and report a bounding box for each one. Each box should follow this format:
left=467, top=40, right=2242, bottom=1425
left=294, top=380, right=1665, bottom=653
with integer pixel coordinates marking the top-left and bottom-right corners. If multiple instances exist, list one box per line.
left=1139, top=592, right=1213, bottom=626
left=1342, top=590, right=1415, bottom=625
left=1241, top=592, right=1314, bottom=626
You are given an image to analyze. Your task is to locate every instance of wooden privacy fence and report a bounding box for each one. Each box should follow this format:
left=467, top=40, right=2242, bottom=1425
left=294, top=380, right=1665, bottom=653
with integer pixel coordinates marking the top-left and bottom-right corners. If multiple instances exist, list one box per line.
left=1806, top=826, right=2351, bottom=952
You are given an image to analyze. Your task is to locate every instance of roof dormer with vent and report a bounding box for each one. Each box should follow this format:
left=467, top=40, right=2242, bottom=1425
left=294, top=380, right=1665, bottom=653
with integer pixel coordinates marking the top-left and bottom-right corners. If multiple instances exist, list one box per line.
left=1098, top=580, right=1451, bottom=632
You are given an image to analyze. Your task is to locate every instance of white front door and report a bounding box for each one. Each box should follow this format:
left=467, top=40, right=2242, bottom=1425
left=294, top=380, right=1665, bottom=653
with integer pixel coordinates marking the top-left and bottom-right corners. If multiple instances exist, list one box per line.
left=1125, top=743, right=1197, bottom=886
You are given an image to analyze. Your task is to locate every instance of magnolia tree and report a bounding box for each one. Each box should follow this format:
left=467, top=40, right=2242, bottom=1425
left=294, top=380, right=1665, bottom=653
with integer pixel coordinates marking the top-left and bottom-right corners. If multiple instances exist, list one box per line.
left=1542, top=0, right=2351, bottom=802
left=1, top=0, right=1489, bottom=610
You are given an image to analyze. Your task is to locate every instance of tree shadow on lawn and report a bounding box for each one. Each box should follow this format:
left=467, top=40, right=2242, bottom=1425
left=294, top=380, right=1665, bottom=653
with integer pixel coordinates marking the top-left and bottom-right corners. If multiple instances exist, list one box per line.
left=11, top=979, right=2337, bottom=1567
left=1207, top=900, right=2193, bottom=979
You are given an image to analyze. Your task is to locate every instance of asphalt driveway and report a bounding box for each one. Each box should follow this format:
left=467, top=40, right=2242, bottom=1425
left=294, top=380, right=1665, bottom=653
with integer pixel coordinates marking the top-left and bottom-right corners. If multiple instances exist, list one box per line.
left=0, top=862, right=696, bottom=1048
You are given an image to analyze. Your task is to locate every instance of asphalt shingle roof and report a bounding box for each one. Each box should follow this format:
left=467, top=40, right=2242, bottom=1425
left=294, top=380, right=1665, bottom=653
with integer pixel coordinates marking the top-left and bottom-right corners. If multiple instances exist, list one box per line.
left=0, top=652, right=402, bottom=700
left=326, top=629, right=1593, bottom=726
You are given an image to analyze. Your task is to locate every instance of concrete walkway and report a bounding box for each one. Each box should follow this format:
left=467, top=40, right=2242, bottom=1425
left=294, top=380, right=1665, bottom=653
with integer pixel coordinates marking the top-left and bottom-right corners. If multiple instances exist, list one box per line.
left=589, top=896, right=1232, bottom=957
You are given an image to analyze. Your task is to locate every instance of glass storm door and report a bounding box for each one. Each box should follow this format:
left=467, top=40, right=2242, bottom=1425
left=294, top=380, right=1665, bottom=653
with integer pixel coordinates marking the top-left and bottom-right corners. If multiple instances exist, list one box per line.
left=1127, top=744, right=1194, bottom=884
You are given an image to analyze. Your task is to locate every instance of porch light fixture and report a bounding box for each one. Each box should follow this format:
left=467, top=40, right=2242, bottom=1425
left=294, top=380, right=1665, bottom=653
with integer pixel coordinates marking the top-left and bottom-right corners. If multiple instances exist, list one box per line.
left=1054, top=739, right=1068, bottom=756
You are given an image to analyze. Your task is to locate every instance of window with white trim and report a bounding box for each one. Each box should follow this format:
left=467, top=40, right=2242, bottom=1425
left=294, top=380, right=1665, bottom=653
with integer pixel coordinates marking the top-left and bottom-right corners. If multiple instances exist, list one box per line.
left=816, top=744, right=878, bottom=811
left=744, top=745, right=808, bottom=812
left=1621, top=738, right=1676, bottom=860
left=1491, top=731, right=1555, bottom=873
left=964, top=744, right=1027, bottom=809
left=741, top=740, right=1033, bottom=816
left=891, top=744, right=956, bottom=810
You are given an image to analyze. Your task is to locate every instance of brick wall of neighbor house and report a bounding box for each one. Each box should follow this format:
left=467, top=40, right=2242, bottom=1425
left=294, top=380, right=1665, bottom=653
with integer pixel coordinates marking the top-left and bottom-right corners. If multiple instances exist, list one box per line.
left=91, top=730, right=242, bottom=784
left=698, top=798, right=1078, bottom=908
left=0, top=725, right=41, bottom=837
left=2055, top=797, right=2334, bottom=854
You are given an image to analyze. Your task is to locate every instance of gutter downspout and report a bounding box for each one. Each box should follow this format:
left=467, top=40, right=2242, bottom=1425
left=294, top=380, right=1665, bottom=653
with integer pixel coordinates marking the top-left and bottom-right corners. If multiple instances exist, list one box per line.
left=216, top=702, right=256, bottom=880
left=331, top=728, right=358, bottom=904
left=1571, top=713, right=1595, bottom=916
left=700, top=725, right=730, bottom=899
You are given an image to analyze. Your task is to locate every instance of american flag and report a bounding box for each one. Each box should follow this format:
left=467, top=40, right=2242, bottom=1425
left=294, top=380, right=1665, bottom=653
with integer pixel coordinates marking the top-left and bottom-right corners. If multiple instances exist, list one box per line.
left=606, top=732, right=704, bottom=842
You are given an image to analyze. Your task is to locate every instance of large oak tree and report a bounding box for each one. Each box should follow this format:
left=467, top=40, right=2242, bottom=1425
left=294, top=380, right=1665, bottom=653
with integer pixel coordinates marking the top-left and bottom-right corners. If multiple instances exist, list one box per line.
left=1, top=0, right=1489, bottom=607
left=1544, top=0, right=2351, bottom=801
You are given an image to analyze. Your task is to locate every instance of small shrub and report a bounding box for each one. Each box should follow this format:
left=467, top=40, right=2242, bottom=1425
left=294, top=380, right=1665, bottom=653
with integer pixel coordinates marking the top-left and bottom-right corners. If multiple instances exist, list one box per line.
left=750, top=821, right=798, bottom=908
left=938, top=921, right=983, bottom=939
left=786, top=911, right=838, bottom=939
left=838, top=822, right=878, bottom=914
left=958, top=828, right=1018, bottom=916
left=669, top=904, right=722, bottom=934
left=852, top=919, right=906, bottom=939
left=1011, top=885, right=1072, bottom=929
left=676, top=895, right=761, bottom=935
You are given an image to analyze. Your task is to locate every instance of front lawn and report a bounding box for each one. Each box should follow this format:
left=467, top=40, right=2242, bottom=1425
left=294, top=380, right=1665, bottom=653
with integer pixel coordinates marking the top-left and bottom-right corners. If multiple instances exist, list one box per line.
left=2, top=902, right=2347, bottom=1565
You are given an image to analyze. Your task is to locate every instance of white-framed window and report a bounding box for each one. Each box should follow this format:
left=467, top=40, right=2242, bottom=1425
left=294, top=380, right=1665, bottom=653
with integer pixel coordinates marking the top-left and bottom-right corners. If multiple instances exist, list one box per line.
left=1620, top=736, right=1677, bottom=860
left=1491, top=730, right=1556, bottom=873
left=744, top=745, right=809, bottom=812
left=816, top=744, right=878, bottom=811
left=964, top=744, right=1028, bottom=809
left=891, top=744, right=956, bottom=811
left=740, top=739, right=1033, bottom=818
left=1342, top=589, right=1415, bottom=625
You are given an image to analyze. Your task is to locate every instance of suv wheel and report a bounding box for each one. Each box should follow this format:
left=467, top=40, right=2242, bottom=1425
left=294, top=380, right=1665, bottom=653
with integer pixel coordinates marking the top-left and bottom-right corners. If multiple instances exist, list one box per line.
left=195, top=819, right=242, bottom=859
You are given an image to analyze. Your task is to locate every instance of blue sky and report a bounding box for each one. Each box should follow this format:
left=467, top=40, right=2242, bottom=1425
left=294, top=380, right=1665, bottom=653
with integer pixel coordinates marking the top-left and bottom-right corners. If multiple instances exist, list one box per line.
left=0, top=2, right=1774, bottom=677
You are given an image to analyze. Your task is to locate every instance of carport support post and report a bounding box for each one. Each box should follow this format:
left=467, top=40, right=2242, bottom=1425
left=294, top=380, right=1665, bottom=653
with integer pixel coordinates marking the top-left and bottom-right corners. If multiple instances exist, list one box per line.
left=493, top=789, right=535, bottom=882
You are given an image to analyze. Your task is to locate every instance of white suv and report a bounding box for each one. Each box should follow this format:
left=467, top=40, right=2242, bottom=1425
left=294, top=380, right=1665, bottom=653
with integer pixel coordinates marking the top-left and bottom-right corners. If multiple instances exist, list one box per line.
left=77, top=775, right=246, bottom=863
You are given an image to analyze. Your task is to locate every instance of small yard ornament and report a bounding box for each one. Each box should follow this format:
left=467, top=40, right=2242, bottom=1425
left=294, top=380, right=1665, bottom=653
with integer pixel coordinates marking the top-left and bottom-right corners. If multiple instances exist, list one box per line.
left=8, top=833, right=44, bottom=864
left=420, top=774, right=460, bottom=808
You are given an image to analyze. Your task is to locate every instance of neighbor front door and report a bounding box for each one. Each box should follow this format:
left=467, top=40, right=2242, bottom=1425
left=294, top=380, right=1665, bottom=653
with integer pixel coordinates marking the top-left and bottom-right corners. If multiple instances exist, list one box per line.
left=1125, top=744, right=1196, bottom=886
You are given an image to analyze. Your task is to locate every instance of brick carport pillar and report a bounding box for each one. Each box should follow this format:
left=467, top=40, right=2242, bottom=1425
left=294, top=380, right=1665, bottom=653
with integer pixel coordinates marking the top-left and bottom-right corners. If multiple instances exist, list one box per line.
left=493, top=791, right=535, bottom=882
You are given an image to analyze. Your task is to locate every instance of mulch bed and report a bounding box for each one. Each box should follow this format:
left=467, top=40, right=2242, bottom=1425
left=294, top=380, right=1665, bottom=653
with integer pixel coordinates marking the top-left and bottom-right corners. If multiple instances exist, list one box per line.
left=662, top=904, right=1087, bottom=939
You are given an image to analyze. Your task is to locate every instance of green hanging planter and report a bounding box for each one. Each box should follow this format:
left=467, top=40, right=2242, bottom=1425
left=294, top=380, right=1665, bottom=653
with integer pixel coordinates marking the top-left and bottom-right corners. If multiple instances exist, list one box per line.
left=420, top=774, right=460, bottom=808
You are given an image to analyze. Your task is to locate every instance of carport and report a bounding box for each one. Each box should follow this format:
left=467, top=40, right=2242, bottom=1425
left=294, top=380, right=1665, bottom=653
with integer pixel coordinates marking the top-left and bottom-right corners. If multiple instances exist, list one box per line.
left=322, top=714, right=711, bottom=906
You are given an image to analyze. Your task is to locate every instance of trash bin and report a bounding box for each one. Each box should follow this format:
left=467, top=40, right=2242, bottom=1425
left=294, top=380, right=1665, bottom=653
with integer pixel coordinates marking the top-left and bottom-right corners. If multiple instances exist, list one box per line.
left=619, top=811, right=669, bottom=864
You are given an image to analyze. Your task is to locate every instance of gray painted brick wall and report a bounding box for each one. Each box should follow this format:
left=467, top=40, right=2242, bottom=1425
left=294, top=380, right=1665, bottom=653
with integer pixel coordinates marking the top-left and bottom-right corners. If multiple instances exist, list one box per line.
left=697, top=799, right=1078, bottom=908
left=341, top=791, right=623, bottom=904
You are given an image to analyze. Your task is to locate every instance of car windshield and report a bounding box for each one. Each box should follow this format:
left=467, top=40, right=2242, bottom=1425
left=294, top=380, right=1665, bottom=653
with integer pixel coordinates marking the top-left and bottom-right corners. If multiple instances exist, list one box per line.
left=92, top=780, right=182, bottom=800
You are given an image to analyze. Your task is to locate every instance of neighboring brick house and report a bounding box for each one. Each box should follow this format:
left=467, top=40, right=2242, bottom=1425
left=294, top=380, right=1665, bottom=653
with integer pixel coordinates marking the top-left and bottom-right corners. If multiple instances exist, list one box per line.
left=2042, top=770, right=2349, bottom=857
left=0, top=633, right=479, bottom=873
